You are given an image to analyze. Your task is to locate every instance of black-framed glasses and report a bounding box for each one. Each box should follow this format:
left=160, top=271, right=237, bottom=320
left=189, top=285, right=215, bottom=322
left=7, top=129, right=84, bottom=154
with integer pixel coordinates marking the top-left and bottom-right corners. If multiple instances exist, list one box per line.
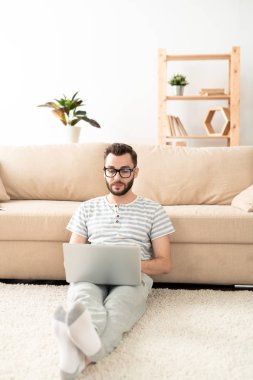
left=103, top=167, right=135, bottom=178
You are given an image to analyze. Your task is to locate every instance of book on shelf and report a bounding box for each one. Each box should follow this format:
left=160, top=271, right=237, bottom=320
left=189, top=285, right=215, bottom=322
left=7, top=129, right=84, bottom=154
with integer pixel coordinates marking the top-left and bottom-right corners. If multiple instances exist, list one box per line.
left=166, top=115, right=188, bottom=136
left=200, top=88, right=226, bottom=96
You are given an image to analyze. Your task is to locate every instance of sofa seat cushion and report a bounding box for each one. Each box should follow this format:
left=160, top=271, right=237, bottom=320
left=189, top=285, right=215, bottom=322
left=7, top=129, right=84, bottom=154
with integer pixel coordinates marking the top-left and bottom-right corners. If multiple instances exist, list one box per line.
left=0, top=200, right=80, bottom=241
left=166, top=205, right=253, bottom=244
left=1, top=202, right=252, bottom=245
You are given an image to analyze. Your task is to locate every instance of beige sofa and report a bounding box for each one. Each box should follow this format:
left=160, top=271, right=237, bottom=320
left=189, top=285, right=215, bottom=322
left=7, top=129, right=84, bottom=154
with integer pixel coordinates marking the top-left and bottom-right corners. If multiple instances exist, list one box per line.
left=0, top=143, right=253, bottom=285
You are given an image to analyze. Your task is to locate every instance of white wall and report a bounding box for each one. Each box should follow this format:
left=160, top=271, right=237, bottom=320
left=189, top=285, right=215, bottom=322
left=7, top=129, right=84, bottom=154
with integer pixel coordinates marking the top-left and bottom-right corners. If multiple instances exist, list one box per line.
left=0, top=0, right=252, bottom=146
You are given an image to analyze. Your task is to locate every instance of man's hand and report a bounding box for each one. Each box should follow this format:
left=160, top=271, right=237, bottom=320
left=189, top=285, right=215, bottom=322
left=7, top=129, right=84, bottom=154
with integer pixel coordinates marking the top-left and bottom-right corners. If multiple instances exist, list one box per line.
left=141, top=235, right=172, bottom=276
left=69, top=233, right=87, bottom=244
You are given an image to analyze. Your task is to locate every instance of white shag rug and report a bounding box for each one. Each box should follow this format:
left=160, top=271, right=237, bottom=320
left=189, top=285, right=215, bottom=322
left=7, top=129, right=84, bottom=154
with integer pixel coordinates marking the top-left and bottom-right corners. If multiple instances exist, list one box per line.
left=0, top=283, right=253, bottom=380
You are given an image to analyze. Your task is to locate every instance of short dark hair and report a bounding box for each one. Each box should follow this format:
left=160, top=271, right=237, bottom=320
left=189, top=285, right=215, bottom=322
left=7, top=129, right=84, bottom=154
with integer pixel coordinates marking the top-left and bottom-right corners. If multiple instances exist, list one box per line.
left=104, top=143, right=137, bottom=167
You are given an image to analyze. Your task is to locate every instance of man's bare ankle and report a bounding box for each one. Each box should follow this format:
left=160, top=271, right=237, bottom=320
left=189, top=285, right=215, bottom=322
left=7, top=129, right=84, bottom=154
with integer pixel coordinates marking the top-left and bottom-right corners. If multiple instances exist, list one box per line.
left=84, top=356, right=91, bottom=367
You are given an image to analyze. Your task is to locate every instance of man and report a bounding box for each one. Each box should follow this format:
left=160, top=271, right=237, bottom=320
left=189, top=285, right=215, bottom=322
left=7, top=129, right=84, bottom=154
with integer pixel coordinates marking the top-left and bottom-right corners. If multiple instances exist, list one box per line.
left=53, top=143, right=175, bottom=379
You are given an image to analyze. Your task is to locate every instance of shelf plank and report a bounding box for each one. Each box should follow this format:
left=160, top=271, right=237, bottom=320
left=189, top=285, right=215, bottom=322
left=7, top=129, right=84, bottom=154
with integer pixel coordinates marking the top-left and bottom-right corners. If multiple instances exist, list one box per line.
left=165, top=135, right=230, bottom=139
left=166, top=54, right=230, bottom=61
left=166, top=95, right=230, bottom=100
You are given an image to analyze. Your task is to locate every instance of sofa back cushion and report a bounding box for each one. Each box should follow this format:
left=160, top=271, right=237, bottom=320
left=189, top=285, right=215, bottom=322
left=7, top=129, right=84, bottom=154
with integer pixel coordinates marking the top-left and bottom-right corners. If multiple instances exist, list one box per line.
left=0, top=143, right=253, bottom=204
left=133, top=145, right=253, bottom=205
left=0, top=143, right=108, bottom=201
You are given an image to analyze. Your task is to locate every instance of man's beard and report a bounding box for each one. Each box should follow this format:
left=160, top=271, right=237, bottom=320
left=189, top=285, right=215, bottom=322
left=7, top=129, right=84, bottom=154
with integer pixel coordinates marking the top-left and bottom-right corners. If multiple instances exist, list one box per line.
left=105, top=178, right=134, bottom=196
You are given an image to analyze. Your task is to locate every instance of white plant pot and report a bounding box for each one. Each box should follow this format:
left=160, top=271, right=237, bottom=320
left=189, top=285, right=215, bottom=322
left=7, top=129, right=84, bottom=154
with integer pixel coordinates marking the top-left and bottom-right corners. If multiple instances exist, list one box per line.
left=173, top=85, right=185, bottom=96
left=65, top=126, right=81, bottom=143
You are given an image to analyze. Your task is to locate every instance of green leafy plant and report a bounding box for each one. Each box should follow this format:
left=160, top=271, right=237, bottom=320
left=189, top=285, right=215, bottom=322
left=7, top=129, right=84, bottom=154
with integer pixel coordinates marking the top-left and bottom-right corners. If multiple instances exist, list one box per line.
left=38, top=92, right=101, bottom=128
left=168, top=74, right=188, bottom=86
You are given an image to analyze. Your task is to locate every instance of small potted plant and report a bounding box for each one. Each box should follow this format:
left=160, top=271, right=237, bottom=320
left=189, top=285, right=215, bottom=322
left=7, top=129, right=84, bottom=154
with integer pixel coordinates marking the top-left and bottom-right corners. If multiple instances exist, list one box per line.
left=168, top=74, right=188, bottom=96
left=38, top=92, right=101, bottom=143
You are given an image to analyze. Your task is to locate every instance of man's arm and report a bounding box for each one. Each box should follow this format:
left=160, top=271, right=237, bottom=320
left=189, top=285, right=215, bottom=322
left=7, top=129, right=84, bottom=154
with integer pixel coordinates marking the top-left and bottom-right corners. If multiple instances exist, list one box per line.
left=141, top=235, right=172, bottom=276
left=69, top=233, right=88, bottom=244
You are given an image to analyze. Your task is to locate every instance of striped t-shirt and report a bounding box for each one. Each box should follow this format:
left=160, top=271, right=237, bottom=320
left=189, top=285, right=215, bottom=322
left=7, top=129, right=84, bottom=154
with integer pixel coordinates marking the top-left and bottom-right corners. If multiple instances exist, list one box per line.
left=67, top=195, right=175, bottom=260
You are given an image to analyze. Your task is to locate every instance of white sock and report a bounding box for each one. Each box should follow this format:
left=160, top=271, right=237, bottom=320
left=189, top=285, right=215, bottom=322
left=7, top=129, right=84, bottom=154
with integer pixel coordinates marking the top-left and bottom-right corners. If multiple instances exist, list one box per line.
left=66, top=302, right=102, bottom=357
left=52, top=306, right=85, bottom=379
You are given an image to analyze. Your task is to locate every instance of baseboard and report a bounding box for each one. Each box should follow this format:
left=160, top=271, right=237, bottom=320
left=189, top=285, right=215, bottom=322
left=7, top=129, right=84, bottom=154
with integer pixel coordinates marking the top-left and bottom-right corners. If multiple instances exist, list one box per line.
left=1, top=278, right=248, bottom=291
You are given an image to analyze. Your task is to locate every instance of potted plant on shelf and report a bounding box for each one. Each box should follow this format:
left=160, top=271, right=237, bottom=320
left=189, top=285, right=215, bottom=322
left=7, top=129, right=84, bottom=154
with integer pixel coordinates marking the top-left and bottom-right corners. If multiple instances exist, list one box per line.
left=168, top=74, right=189, bottom=96
left=38, top=92, right=101, bottom=143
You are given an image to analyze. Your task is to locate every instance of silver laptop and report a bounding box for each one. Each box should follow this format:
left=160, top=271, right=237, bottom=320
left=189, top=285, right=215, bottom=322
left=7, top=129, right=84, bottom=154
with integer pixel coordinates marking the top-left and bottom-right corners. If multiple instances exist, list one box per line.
left=63, top=243, right=142, bottom=286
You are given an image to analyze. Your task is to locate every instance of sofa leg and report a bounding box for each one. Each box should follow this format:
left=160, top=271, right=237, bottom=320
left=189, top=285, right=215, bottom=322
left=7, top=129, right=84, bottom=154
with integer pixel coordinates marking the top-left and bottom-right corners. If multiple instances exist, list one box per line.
left=234, top=284, right=253, bottom=289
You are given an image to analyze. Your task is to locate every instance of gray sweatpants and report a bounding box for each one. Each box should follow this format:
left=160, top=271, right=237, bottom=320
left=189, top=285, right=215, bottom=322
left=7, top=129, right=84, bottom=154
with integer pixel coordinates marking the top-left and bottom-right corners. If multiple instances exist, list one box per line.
left=67, top=273, right=153, bottom=362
